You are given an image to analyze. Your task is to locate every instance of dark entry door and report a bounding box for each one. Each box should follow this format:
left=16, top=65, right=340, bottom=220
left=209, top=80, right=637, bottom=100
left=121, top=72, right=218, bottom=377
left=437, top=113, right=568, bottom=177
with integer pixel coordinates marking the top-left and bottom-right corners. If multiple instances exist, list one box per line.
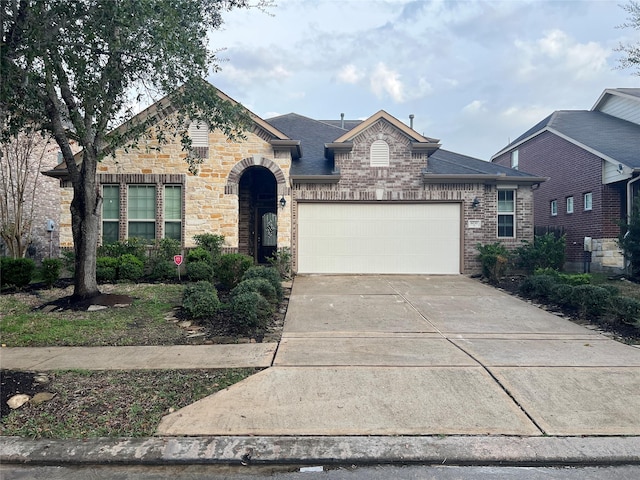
left=257, top=208, right=277, bottom=263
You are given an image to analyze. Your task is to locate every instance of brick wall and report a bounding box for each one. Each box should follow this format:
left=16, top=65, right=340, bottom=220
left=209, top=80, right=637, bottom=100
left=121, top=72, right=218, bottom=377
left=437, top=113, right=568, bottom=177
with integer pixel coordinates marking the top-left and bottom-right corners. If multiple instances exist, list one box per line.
left=493, top=131, right=624, bottom=272
left=293, top=119, right=535, bottom=274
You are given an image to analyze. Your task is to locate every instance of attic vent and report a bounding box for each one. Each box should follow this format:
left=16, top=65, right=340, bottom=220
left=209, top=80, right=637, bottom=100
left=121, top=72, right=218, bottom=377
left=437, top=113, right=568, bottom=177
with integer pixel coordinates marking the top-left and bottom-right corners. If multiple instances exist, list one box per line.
left=188, top=121, right=209, bottom=158
left=370, top=140, right=389, bottom=167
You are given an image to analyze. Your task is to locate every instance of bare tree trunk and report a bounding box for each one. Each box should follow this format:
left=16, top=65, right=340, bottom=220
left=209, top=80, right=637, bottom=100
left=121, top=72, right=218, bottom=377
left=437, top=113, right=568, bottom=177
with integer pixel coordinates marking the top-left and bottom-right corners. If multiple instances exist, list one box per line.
left=70, top=149, right=100, bottom=300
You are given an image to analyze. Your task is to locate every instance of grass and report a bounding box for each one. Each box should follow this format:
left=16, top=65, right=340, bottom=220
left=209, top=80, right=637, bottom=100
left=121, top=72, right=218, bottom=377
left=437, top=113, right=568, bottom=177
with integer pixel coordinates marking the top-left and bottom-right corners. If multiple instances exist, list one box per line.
left=0, top=369, right=256, bottom=438
left=0, top=283, right=188, bottom=347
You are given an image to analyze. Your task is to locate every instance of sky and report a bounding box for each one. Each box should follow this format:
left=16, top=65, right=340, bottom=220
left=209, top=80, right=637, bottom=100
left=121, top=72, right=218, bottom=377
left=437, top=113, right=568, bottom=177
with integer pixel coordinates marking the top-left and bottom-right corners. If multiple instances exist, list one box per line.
left=205, top=0, right=639, bottom=160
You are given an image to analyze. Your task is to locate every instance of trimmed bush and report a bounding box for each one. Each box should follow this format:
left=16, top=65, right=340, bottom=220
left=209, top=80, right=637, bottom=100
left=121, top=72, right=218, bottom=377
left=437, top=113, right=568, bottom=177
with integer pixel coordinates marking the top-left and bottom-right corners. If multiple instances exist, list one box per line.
left=149, top=259, right=176, bottom=281
left=186, top=247, right=212, bottom=264
left=518, top=274, right=557, bottom=301
left=182, top=281, right=221, bottom=320
left=186, top=260, right=213, bottom=282
left=229, top=291, right=273, bottom=334
left=41, top=258, right=62, bottom=288
left=193, top=233, right=224, bottom=259
left=515, top=233, right=566, bottom=273
left=96, top=256, right=119, bottom=283
left=118, top=254, right=145, bottom=281
left=569, top=285, right=611, bottom=319
left=232, top=278, right=278, bottom=305
left=216, top=253, right=253, bottom=290
left=98, top=238, right=147, bottom=263
left=549, top=283, right=574, bottom=308
left=242, top=266, right=283, bottom=302
left=0, top=257, right=36, bottom=288
left=476, top=242, right=510, bottom=284
left=609, top=296, right=640, bottom=325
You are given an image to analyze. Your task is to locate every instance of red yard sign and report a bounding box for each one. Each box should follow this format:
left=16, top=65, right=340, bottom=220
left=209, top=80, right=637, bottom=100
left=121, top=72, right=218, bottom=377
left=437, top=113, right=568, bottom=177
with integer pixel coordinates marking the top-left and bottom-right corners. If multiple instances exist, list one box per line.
left=173, top=255, right=183, bottom=266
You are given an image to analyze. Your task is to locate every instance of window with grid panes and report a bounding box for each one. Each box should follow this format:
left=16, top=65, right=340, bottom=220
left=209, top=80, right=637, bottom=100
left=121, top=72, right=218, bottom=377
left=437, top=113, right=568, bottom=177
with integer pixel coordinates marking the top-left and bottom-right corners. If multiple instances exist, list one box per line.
left=164, top=185, right=182, bottom=241
left=102, top=185, right=120, bottom=243
left=128, top=185, right=156, bottom=239
left=497, top=190, right=515, bottom=238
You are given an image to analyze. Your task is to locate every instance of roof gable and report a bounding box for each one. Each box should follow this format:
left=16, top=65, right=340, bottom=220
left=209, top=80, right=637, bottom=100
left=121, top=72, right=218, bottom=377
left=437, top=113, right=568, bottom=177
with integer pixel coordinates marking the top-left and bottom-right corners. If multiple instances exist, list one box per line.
left=333, top=110, right=438, bottom=144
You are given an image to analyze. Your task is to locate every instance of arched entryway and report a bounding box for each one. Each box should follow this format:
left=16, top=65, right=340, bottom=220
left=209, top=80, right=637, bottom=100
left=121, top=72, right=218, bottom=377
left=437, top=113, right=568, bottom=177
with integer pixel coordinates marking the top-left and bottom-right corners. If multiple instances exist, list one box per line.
left=238, top=166, right=278, bottom=263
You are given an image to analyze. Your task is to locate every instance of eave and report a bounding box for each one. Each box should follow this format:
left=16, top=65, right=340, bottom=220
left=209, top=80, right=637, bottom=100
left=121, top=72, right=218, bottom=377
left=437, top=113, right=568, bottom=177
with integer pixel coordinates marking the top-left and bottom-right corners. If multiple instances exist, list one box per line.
left=270, top=139, right=302, bottom=160
left=422, top=172, right=547, bottom=185
left=290, top=174, right=341, bottom=184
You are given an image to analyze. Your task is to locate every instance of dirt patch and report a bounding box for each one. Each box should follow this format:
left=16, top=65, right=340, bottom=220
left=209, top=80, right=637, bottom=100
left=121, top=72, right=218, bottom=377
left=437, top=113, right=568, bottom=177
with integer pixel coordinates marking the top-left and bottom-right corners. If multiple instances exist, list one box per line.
left=0, top=371, right=40, bottom=419
left=39, top=293, right=135, bottom=312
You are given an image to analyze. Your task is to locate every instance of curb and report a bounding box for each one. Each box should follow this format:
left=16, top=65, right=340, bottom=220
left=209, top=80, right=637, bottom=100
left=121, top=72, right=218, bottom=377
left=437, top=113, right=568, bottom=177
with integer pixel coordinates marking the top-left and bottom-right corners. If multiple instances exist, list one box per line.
left=2, top=436, right=640, bottom=467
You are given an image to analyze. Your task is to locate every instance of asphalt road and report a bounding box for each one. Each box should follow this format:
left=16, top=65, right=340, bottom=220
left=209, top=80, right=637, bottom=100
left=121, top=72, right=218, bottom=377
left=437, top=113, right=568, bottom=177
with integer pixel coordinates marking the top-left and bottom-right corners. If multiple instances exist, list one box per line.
left=3, top=464, right=640, bottom=479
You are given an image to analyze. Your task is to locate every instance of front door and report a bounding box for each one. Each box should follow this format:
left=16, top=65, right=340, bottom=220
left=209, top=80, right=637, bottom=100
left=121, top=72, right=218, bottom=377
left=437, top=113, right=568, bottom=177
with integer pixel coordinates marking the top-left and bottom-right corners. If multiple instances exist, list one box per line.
left=238, top=167, right=278, bottom=263
left=257, top=209, right=277, bottom=263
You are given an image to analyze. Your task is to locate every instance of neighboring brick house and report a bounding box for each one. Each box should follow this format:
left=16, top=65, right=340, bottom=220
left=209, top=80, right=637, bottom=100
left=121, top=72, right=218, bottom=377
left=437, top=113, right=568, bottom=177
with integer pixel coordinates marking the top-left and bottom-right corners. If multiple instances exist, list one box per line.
left=0, top=133, right=78, bottom=262
left=491, top=88, right=640, bottom=273
left=45, top=84, right=544, bottom=275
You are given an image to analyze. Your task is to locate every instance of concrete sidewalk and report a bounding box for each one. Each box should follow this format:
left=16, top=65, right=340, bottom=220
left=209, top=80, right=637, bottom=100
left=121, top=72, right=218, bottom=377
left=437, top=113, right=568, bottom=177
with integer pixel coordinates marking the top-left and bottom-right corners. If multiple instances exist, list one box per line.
left=158, top=275, right=640, bottom=437
left=0, top=344, right=277, bottom=370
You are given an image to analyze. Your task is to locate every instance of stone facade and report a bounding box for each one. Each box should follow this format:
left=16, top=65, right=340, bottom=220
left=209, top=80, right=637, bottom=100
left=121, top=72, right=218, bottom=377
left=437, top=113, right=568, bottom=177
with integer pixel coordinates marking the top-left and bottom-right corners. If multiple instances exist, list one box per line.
left=59, top=117, right=292, bottom=258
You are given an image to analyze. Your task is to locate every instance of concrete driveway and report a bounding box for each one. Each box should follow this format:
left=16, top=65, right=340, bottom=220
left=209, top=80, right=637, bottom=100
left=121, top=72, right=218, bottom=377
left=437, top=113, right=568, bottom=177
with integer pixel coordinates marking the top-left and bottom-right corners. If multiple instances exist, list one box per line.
left=158, top=275, right=640, bottom=436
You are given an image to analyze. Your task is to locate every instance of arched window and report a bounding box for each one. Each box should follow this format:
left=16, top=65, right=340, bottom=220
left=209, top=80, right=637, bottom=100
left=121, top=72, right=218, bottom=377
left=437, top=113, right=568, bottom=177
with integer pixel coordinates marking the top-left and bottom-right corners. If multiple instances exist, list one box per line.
left=370, top=140, right=389, bottom=167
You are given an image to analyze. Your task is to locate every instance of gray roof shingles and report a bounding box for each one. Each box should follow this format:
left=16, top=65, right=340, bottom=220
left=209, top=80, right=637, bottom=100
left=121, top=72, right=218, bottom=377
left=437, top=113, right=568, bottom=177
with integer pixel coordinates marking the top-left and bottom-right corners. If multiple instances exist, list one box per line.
left=267, top=113, right=533, bottom=179
left=497, top=110, right=640, bottom=168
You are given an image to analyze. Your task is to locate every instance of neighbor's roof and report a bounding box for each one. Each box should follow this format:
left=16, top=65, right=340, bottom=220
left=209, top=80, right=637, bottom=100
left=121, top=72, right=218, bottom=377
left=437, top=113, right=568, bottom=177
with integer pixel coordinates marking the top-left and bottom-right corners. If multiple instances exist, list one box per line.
left=490, top=110, right=640, bottom=168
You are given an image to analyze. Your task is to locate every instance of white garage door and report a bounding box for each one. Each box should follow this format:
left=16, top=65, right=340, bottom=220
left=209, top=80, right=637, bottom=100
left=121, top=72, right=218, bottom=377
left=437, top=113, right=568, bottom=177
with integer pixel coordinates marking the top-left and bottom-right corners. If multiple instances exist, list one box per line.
left=297, top=203, right=461, bottom=274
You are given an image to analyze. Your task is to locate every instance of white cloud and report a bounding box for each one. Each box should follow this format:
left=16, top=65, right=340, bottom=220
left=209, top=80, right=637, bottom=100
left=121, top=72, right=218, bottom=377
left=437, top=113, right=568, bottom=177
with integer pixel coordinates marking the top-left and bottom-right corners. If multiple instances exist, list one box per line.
left=515, top=29, right=610, bottom=81
left=337, top=64, right=363, bottom=84
left=217, top=63, right=292, bottom=87
left=462, top=100, right=486, bottom=115
left=370, top=62, right=405, bottom=103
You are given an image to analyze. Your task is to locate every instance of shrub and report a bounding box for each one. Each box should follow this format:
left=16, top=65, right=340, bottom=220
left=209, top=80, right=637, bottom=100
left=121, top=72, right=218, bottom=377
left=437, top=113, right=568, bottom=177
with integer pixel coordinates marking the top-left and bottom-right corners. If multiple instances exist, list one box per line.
left=476, top=242, right=510, bottom=284
left=608, top=296, right=640, bottom=326
left=193, top=234, right=224, bottom=259
left=0, top=257, right=36, bottom=288
left=96, top=256, right=119, bottom=283
left=186, top=246, right=212, bottom=264
left=232, top=278, right=278, bottom=305
left=155, top=237, right=181, bottom=260
left=267, top=247, right=292, bottom=280
left=118, top=254, right=145, bottom=281
left=60, top=249, right=75, bottom=275
left=98, top=238, right=147, bottom=263
left=518, top=274, right=557, bottom=301
left=549, top=283, right=575, bottom=308
left=216, top=253, right=253, bottom=290
left=533, top=268, right=591, bottom=286
left=569, top=285, right=611, bottom=319
left=149, top=259, right=176, bottom=281
left=229, top=291, right=273, bottom=334
left=186, top=261, right=214, bottom=282
left=242, top=266, right=283, bottom=302
left=41, top=258, right=62, bottom=288
left=515, top=233, right=566, bottom=273
left=182, top=281, right=221, bottom=320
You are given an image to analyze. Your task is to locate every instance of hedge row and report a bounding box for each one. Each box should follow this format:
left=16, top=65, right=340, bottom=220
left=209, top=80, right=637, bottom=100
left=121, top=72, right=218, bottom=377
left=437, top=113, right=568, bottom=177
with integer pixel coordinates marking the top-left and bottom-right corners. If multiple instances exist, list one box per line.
left=518, top=273, right=640, bottom=327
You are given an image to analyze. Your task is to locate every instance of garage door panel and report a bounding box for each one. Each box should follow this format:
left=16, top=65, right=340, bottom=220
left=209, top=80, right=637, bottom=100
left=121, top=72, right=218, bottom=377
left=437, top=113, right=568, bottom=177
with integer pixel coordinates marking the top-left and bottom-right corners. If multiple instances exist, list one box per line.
left=298, top=203, right=461, bottom=274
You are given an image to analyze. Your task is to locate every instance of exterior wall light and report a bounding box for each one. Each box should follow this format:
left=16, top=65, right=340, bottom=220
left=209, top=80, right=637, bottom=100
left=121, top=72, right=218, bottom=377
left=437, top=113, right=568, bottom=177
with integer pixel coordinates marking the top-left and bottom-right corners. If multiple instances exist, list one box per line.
left=279, top=196, right=287, bottom=209
left=471, top=197, right=480, bottom=209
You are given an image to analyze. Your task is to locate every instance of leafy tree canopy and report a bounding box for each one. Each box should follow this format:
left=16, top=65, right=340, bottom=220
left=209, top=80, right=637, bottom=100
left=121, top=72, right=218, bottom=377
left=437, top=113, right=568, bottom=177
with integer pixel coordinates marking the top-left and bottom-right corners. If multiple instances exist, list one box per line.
left=617, top=0, right=640, bottom=76
left=1, top=0, right=269, bottom=298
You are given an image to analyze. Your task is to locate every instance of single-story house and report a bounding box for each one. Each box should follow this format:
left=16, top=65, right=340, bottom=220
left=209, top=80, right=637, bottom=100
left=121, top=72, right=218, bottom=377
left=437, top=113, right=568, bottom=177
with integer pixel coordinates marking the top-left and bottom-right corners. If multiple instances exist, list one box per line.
left=45, top=84, right=545, bottom=275
left=491, top=88, right=640, bottom=273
